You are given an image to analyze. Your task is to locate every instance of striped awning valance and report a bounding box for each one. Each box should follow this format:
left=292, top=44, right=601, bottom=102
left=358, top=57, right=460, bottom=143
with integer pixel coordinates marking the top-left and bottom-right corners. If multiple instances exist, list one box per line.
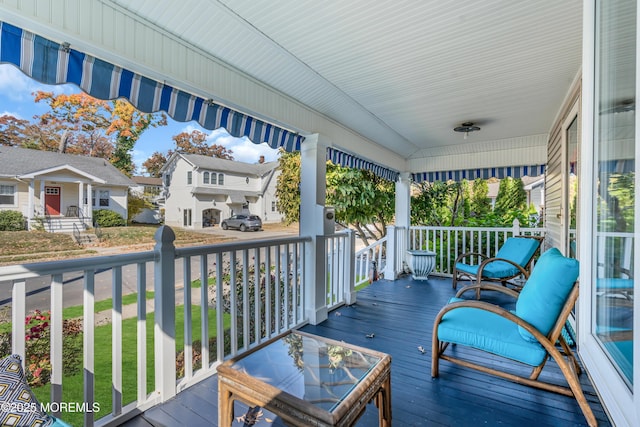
left=0, top=21, right=303, bottom=152
left=327, top=147, right=400, bottom=182
left=412, top=164, right=546, bottom=183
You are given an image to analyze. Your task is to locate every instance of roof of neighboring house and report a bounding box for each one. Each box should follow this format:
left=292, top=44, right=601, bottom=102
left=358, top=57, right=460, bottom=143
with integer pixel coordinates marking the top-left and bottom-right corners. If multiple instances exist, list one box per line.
left=191, top=187, right=260, bottom=198
left=161, top=152, right=278, bottom=176
left=132, top=176, right=163, bottom=186
left=0, top=146, right=136, bottom=186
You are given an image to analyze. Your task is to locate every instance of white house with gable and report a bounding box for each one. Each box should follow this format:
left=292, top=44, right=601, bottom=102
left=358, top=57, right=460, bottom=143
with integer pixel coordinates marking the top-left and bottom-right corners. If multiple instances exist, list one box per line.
left=0, top=145, right=134, bottom=231
left=161, top=153, right=282, bottom=229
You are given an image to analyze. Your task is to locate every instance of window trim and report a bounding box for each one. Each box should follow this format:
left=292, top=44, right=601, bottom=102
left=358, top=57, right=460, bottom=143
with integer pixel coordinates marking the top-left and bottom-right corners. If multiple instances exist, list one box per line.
left=0, top=183, right=17, bottom=207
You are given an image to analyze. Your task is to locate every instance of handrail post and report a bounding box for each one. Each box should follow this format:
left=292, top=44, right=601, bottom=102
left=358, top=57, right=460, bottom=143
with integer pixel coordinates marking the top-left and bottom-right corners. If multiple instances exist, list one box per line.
left=345, top=230, right=356, bottom=305
left=384, top=225, right=397, bottom=279
left=512, top=218, right=521, bottom=236
left=154, top=225, right=176, bottom=401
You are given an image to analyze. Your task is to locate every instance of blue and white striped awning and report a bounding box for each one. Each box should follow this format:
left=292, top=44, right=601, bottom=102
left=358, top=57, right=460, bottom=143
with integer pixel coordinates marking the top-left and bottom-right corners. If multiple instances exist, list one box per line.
left=327, top=147, right=400, bottom=182
left=0, top=21, right=303, bottom=152
left=412, top=164, right=546, bottom=183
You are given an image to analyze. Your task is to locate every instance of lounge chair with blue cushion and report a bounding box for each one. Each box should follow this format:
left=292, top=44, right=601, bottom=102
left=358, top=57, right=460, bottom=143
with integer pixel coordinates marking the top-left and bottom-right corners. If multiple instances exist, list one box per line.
left=432, top=248, right=597, bottom=427
left=452, top=235, right=543, bottom=296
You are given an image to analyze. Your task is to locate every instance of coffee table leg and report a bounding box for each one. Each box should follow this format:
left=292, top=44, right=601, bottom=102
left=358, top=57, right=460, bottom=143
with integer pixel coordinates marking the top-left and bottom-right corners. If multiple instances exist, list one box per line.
left=375, top=374, right=392, bottom=427
left=218, top=383, right=234, bottom=427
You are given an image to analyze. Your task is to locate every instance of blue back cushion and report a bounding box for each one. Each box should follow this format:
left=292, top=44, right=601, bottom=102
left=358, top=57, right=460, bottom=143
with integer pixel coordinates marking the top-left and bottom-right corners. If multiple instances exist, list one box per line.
left=515, top=248, right=579, bottom=342
left=495, top=237, right=541, bottom=267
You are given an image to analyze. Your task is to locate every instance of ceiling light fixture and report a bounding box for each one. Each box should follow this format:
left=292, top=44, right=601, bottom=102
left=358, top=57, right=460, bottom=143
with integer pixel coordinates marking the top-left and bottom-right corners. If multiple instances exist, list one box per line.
left=454, top=122, right=481, bottom=139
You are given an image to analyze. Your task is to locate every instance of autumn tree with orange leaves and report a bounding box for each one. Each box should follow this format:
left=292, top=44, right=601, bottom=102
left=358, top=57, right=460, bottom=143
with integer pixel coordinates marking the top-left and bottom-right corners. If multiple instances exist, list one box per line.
left=0, top=91, right=166, bottom=176
left=142, top=130, right=234, bottom=177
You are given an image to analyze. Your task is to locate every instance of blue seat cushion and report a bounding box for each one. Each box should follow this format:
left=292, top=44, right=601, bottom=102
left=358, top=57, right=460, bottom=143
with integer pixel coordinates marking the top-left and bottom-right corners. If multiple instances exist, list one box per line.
left=515, top=248, right=579, bottom=342
left=437, top=304, right=547, bottom=366
left=455, top=260, right=519, bottom=278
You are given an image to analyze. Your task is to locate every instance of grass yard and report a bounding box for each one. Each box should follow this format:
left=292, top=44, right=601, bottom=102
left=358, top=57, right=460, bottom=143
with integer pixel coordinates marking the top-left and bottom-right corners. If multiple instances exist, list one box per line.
left=32, top=304, right=230, bottom=427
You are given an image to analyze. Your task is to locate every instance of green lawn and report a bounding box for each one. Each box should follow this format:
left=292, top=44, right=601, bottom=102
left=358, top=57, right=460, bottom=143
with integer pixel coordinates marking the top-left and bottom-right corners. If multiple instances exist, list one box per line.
left=31, top=305, right=230, bottom=427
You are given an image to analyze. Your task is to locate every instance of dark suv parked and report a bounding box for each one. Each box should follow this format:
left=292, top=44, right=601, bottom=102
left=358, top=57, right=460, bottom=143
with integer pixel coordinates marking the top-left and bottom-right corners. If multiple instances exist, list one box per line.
left=220, top=214, right=262, bottom=232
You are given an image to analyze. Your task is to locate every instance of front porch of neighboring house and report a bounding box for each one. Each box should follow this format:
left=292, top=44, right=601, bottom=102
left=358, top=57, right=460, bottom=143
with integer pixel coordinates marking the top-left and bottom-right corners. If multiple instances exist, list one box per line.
left=20, top=166, right=102, bottom=232
left=0, top=222, right=612, bottom=427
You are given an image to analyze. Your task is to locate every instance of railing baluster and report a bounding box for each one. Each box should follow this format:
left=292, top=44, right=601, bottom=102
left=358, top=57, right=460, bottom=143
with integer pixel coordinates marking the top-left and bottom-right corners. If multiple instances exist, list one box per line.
left=11, top=280, right=25, bottom=362
left=284, top=244, right=291, bottom=329
left=253, top=248, right=262, bottom=344
left=265, top=247, right=272, bottom=338
left=275, top=245, right=281, bottom=333
left=50, top=273, right=63, bottom=417
left=230, top=251, right=238, bottom=355
left=215, top=252, right=223, bottom=362
left=136, top=263, right=147, bottom=405
left=242, top=249, right=250, bottom=350
left=112, top=266, right=123, bottom=416
left=200, top=254, right=209, bottom=369
left=83, top=271, right=95, bottom=427
left=183, top=257, right=193, bottom=381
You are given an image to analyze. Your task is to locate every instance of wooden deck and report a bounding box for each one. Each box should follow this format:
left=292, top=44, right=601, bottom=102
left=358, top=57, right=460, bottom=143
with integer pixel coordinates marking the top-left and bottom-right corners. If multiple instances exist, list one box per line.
left=122, top=275, right=612, bottom=427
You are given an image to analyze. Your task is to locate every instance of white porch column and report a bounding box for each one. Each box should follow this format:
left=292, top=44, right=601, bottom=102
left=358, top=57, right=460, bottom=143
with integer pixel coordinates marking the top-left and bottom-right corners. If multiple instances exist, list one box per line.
left=78, top=182, right=84, bottom=216
left=386, top=172, right=411, bottom=279
left=39, top=180, right=45, bottom=214
left=300, top=134, right=330, bottom=325
left=86, top=183, right=93, bottom=223
left=27, top=181, right=34, bottom=227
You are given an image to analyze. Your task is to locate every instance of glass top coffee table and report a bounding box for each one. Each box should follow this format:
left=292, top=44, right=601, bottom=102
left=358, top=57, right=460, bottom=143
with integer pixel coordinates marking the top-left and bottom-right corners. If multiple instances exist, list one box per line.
left=217, top=330, right=392, bottom=426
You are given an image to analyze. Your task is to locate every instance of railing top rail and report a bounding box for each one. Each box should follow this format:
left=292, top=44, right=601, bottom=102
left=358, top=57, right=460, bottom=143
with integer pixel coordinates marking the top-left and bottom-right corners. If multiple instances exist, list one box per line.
left=356, top=236, right=388, bottom=255
left=175, top=235, right=312, bottom=257
left=0, top=251, right=156, bottom=282
left=409, top=225, right=545, bottom=233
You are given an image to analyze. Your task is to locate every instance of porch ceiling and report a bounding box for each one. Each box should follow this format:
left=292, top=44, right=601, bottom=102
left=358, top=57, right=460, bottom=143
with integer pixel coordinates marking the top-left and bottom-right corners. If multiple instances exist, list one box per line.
left=2, top=0, right=582, bottom=172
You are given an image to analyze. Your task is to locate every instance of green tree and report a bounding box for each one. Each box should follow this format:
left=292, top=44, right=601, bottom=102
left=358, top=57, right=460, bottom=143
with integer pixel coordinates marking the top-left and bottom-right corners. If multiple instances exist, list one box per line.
left=470, top=179, right=491, bottom=217
left=410, top=181, right=454, bottom=226
left=274, top=151, right=395, bottom=246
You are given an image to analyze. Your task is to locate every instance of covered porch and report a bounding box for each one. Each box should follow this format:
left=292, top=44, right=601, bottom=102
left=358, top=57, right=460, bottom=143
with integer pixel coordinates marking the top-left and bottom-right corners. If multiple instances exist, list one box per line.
left=123, top=275, right=611, bottom=427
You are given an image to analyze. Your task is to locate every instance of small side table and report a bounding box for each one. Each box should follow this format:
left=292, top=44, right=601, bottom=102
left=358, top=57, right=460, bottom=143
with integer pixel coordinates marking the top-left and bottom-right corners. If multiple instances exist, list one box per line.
left=407, top=250, right=436, bottom=280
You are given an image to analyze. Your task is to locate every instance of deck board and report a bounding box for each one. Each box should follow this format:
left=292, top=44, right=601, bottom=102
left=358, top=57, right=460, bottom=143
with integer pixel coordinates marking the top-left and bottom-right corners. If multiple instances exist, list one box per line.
left=122, top=275, right=612, bottom=427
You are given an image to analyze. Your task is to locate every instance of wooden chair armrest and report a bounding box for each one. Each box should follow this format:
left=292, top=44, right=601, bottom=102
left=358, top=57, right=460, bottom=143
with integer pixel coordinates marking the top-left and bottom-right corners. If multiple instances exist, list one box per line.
left=455, top=283, right=521, bottom=300
left=454, top=251, right=489, bottom=264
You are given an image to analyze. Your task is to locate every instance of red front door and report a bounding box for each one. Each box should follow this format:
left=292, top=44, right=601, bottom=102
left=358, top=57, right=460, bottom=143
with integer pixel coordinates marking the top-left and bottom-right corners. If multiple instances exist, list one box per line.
left=45, top=186, right=61, bottom=215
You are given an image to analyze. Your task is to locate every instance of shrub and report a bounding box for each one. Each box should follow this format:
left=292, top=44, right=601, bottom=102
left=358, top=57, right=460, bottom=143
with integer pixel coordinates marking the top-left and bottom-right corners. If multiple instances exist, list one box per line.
left=93, top=209, right=126, bottom=227
left=0, top=210, right=26, bottom=231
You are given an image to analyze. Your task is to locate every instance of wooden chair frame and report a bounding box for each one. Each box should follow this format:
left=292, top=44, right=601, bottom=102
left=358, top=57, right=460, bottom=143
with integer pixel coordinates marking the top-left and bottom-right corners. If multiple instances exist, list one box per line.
left=432, top=283, right=597, bottom=427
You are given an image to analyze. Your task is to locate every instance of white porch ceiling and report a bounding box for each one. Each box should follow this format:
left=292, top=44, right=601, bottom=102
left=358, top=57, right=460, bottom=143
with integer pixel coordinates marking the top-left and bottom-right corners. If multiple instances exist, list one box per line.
left=1, top=0, right=583, bottom=173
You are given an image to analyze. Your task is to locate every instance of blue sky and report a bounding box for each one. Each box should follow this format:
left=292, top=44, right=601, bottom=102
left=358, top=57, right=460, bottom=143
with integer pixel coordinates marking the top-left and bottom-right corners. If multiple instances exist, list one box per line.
left=0, top=63, right=280, bottom=174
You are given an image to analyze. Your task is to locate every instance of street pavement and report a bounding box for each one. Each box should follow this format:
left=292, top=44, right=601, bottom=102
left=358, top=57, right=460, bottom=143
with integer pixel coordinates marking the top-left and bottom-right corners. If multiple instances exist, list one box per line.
left=0, top=226, right=298, bottom=314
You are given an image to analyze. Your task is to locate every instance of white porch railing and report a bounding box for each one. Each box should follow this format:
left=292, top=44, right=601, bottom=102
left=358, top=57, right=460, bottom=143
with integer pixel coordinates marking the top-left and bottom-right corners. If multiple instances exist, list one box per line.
left=406, top=220, right=546, bottom=276
left=354, top=234, right=388, bottom=289
left=0, top=227, right=312, bottom=427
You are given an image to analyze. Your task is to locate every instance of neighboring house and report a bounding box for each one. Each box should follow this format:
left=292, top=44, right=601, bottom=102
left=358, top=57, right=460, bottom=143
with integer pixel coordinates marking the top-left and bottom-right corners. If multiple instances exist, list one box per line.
left=131, top=176, right=163, bottom=200
left=487, top=175, right=545, bottom=215
left=0, top=146, right=134, bottom=231
left=131, top=176, right=164, bottom=224
left=161, top=153, right=283, bottom=229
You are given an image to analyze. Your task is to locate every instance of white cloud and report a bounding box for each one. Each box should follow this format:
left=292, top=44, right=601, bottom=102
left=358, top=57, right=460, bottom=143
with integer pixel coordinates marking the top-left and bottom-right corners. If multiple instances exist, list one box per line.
left=207, top=128, right=279, bottom=163
left=0, top=110, right=23, bottom=119
left=0, top=63, right=80, bottom=103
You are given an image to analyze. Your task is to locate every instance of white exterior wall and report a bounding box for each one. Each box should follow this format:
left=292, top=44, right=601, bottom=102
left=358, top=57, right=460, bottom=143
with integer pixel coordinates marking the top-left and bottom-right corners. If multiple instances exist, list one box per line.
left=91, top=186, right=128, bottom=220
left=163, top=159, right=196, bottom=228
left=0, top=180, right=25, bottom=214
left=164, top=157, right=284, bottom=229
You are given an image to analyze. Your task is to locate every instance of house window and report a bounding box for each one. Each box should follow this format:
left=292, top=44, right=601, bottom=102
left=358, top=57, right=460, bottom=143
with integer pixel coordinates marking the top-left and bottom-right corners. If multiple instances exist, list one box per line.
left=164, top=174, right=171, bottom=187
left=187, top=171, right=192, bottom=185
left=203, top=171, right=210, bottom=184
left=211, top=173, right=217, bottom=185
left=99, top=190, right=110, bottom=207
left=218, top=173, right=224, bottom=185
left=0, top=184, right=15, bottom=205
left=271, top=201, right=276, bottom=212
